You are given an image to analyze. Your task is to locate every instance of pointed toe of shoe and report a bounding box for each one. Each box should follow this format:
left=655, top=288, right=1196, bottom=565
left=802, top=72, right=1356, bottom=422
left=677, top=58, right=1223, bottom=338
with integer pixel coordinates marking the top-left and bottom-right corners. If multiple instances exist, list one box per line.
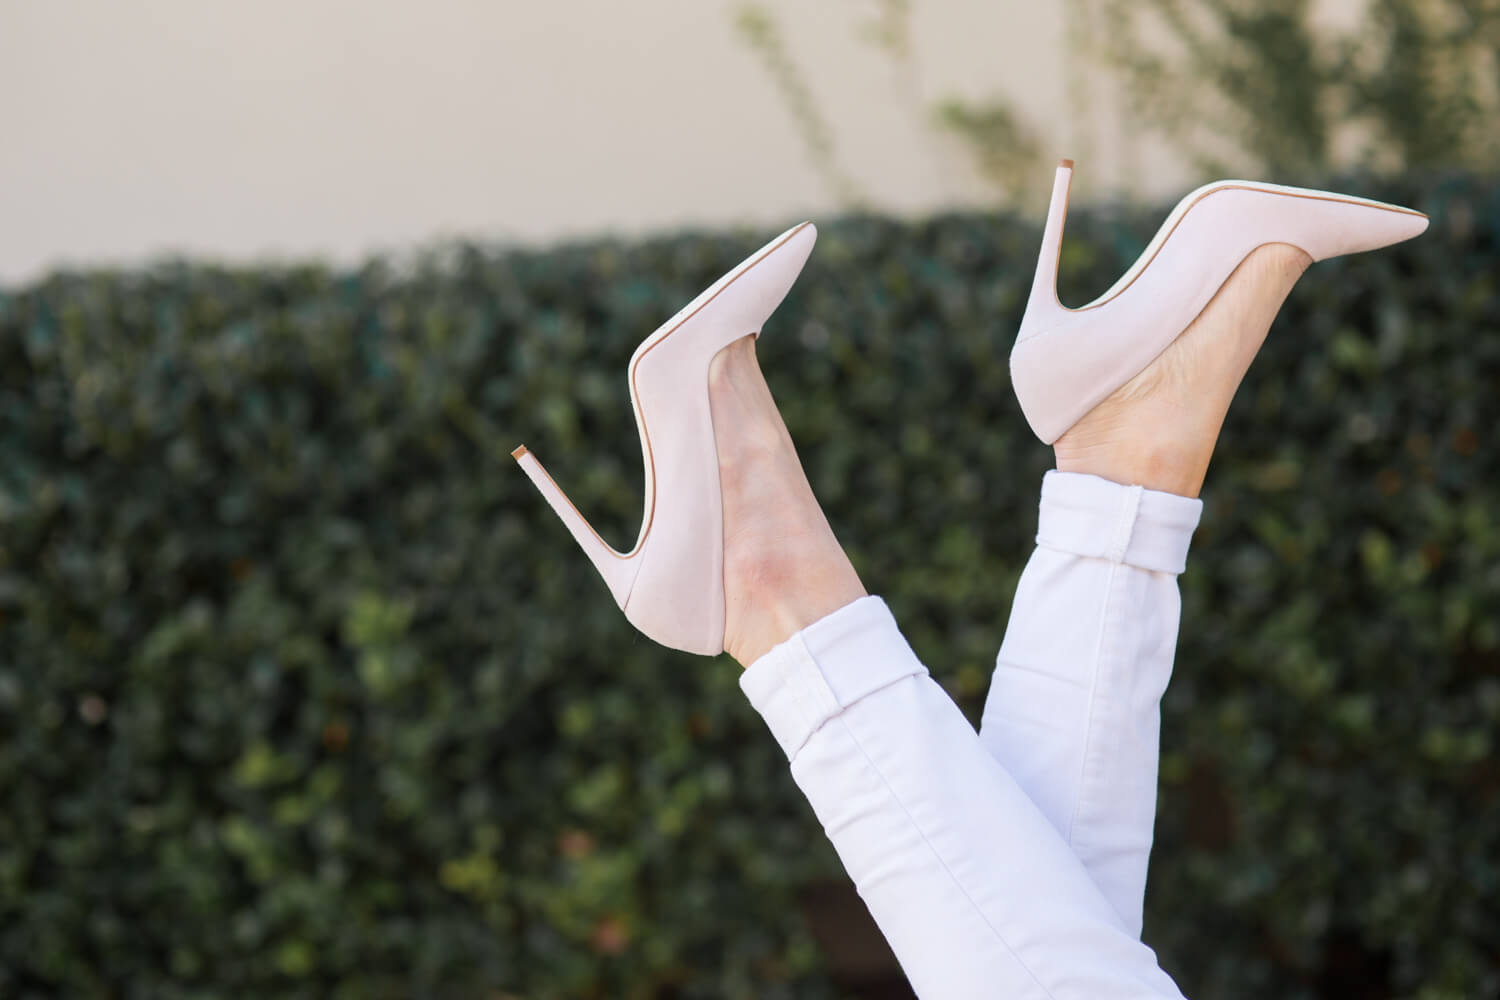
left=717, top=222, right=818, bottom=337
left=1400, top=210, right=1430, bottom=242
left=759, top=222, right=818, bottom=299
left=1314, top=200, right=1430, bottom=259
left=1366, top=203, right=1429, bottom=249
left=788, top=220, right=817, bottom=252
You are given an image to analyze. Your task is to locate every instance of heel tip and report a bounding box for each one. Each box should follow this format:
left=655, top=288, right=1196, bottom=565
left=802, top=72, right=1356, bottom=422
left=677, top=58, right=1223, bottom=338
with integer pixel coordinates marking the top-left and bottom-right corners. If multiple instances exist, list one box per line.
left=511, top=445, right=528, bottom=460
left=1058, top=158, right=1075, bottom=169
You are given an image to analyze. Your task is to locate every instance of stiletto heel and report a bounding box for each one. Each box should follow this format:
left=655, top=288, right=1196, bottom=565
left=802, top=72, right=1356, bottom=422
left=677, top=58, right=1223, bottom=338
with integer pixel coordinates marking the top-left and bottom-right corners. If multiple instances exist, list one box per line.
left=1025, top=158, right=1073, bottom=319
left=513, top=223, right=818, bottom=655
left=511, top=445, right=638, bottom=606
left=1011, top=160, right=1429, bottom=444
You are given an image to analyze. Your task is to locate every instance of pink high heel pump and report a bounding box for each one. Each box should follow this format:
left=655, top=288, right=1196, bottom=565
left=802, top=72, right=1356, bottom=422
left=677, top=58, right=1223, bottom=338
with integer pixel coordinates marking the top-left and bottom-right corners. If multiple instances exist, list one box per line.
left=1011, top=160, right=1429, bottom=443
left=513, top=223, right=818, bottom=654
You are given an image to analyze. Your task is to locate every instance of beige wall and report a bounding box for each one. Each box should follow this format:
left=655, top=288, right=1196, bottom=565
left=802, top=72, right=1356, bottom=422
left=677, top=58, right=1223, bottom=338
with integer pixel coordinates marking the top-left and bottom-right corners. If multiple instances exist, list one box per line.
left=0, top=0, right=1354, bottom=286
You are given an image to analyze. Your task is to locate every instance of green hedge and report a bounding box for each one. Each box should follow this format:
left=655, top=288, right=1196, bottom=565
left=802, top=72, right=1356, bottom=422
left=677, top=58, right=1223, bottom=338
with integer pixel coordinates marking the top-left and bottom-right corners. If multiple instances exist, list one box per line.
left=1, top=172, right=1496, bottom=999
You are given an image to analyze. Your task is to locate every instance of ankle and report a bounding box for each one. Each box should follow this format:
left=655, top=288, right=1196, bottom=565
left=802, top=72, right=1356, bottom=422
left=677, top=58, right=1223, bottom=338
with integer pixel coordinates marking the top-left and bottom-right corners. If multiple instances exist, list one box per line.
left=723, top=532, right=866, bottom=667
left=1053, top=404, right=1220, bottom=498
left=706, top=334, right=868, bottom=666
left=1053, top=441, right=1210, bottom=498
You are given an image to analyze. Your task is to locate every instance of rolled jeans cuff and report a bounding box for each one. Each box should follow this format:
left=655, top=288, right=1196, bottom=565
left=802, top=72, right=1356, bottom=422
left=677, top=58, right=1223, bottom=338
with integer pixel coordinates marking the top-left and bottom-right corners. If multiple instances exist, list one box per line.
left=740, top=596, right=927, bottom=761
left=1036, top=471, right=1204, bottom=575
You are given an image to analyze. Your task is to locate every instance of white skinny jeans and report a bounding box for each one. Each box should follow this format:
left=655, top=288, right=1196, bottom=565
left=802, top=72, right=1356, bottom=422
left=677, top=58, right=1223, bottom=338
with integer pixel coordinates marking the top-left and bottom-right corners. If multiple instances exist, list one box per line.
left=740, top=471, right=1203, bottom=999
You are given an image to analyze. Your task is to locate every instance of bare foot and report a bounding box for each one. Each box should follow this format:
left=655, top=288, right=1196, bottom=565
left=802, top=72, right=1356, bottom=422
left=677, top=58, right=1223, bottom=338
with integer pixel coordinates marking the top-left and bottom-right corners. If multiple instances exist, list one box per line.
left=708, top=335, right=866, bottom=667
left=1053, top=242, right=1312, bottom=497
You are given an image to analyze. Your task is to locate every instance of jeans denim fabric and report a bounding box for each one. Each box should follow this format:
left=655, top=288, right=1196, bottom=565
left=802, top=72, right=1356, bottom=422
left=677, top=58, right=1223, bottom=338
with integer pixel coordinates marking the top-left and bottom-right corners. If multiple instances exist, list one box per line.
left=981, top=471, right=1203, bottom=936
left=740, top=472, right=1201, bottom=998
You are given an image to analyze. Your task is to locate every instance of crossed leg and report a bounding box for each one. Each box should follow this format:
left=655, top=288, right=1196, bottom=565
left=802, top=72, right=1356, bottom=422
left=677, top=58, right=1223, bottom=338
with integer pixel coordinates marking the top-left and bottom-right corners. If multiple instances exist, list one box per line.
left=712, top=341, right=1184, bottom=997
left=979, top=243, right=1311, bottom=933
left=980, top=469, right=1201, bottom=937
left=710, top=244, right=1311, bottom=996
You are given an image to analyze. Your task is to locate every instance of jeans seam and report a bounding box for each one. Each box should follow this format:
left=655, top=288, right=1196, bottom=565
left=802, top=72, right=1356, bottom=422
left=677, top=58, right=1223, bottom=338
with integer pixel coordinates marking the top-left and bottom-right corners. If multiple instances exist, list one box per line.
left=990, top=655, right=1091, bottom=688
left=783, top=666, right=926, bottom=763
left=1065, top=558, right=1122, bottom=848
left=830, top=705, right=1062, bottom=1000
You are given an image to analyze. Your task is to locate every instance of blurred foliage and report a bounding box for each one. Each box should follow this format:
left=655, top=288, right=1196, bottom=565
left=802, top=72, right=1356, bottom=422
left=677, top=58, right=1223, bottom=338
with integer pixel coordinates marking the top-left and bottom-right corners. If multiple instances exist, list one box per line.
left=1096, top=0, right=1500, bottom=181
left=737, top=0, right=1500, bottom=206
left=933, top=99, right=1044, bottom=201
left=735, top=5, right=874, bottom=209
left=1, top=171, right=1498, bottom=999
left=735, top=0, right=1048, bottom=205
